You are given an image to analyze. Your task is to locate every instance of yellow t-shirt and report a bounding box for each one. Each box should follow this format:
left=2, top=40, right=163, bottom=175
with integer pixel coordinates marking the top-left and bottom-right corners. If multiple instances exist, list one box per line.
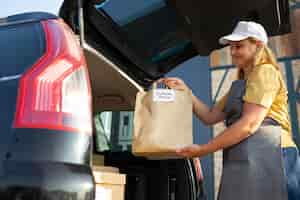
left=215, top=64, right=296, bottom=148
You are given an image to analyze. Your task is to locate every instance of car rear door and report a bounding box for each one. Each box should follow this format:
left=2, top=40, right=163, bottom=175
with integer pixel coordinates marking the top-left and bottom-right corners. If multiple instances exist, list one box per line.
left=60, top=0, right=291, bottom=85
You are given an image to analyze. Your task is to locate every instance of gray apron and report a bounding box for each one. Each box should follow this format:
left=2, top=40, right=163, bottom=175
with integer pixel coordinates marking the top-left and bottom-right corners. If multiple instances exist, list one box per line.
left=217, top=80, right=288, bottom=200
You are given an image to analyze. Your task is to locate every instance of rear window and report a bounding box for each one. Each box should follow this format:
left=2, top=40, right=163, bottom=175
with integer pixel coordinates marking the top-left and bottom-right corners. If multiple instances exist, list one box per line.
left=0, top=22, right=45, bottom=75
left=94, top=111, right=134, bottom=152
left=96, top=0, right=165, bottom=26
left=94, top=0, right=191, bottom=64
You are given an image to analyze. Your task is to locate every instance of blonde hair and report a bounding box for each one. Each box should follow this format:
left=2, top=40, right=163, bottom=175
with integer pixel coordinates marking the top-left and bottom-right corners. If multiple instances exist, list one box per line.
left=237, top=37, right=280, bottom=80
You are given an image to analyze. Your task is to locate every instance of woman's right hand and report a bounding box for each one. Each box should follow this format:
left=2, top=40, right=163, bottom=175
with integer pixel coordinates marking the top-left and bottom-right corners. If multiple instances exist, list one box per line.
left=157, top=77, right=191, bottom=92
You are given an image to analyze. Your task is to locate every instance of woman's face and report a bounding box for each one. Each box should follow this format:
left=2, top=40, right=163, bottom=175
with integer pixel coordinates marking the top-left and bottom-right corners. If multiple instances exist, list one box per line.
left=229, top=39, right=260, bottom=68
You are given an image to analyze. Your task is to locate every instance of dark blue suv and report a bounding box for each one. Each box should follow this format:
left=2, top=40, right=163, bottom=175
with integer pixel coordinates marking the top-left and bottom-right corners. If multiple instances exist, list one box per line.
left=0, top=0, right=291, bottom=199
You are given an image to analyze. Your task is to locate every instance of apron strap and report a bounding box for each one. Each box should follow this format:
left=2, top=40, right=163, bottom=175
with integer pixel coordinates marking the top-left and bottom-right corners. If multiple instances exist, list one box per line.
left=262, top=117, right=280, bottom=126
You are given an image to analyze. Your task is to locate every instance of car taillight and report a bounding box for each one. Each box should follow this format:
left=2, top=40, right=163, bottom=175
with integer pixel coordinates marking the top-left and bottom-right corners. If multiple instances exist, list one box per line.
left=193, top=158, right=204, bottom=181
left=14, top=19, right=92, bottom=134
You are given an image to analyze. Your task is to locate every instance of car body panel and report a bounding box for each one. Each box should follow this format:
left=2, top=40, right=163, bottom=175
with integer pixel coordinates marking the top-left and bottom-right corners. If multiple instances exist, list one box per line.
left=0, top=12, right=94, bottom=200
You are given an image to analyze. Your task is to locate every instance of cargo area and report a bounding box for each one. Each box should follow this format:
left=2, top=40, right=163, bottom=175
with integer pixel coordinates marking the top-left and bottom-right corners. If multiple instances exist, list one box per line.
left=91, top=112, right=204, bottom=200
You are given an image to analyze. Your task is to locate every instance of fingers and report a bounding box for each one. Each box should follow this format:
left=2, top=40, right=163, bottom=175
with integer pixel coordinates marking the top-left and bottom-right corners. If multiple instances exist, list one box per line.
left=176, top=146, right=194, bottom=157
left=156, top=78, right=165, bottom=83
left=155, top=77, right=186, bottom=90
left=156, top=77, right=183, bottom=84
left=164, top=78, right=184, bottom=85
left=165, top=81, right=183, bottom=90
left=175, top=145, right=202, bottom=158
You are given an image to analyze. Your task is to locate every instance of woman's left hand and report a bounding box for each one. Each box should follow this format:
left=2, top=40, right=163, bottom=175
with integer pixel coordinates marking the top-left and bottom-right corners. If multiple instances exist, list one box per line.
left=176, top=144, right=206, bottom=158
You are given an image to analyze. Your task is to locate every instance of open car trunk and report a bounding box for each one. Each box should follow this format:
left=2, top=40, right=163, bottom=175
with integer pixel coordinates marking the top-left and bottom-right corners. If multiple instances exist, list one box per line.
left=60, top=0, right=291, bottom=84
left=59, top=0, right=291, bottom=110
left=59, top=1, right=291, bottom=200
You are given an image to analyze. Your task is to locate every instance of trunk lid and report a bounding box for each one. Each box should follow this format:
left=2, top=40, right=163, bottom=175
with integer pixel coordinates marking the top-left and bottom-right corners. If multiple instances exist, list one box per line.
left=59, top=0, right=291, bottom=83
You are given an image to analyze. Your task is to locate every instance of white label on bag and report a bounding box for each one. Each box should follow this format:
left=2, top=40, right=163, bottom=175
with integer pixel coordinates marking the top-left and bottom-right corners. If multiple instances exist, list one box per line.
left=153, top=89, right=176, bottom=102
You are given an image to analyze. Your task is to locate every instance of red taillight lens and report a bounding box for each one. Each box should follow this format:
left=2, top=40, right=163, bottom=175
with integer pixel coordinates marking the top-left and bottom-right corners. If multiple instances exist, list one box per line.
left=14, top=19, right=92, bottom=134
left=193, top=158, right=204, bottom=181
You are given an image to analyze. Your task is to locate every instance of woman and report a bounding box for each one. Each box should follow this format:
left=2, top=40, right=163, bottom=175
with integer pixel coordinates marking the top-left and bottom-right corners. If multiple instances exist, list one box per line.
left=160, top=21, right=300, bottom=200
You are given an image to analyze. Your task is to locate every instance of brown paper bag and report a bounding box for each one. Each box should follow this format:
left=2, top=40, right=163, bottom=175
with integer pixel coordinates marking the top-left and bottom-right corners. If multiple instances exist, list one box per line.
left=132, top=84, right=193, bottom=159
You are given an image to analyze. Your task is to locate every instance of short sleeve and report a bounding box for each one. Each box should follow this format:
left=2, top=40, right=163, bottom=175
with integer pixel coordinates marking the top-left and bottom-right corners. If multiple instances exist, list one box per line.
left=214, top=93, right=228, bottom=112
left=243, top=64, right=280, bottom=109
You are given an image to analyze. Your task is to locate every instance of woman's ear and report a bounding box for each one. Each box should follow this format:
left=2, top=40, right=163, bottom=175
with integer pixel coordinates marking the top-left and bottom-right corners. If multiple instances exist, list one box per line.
left=254, top=41, right=264, bottom=54
left=256, top=41, right=264, bottom=49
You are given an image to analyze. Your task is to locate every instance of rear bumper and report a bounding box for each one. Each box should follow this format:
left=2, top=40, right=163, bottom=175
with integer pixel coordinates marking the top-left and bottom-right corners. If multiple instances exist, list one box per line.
left=0, top=160, right=95, bottom=200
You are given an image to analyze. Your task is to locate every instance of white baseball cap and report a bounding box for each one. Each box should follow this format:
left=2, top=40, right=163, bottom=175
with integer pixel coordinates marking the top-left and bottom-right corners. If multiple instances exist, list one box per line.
left=219, top=21, right=268, bottom=45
